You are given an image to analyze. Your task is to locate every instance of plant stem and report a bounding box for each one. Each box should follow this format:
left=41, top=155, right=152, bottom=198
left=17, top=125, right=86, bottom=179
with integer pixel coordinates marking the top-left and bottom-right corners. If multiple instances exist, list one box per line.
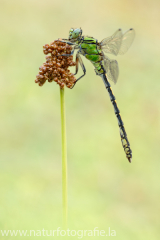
left=60, top=87, right=67, bottom=229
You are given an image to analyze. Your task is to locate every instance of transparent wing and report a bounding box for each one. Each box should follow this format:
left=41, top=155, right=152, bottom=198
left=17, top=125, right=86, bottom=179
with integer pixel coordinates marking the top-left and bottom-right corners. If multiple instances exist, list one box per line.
left=118, top=28, right=135, bottom=55
left=100, top=28, right=135, bottom=56
left=103, top=56, right=119, bottom=84
left=100, top=29, right=123, bottom=56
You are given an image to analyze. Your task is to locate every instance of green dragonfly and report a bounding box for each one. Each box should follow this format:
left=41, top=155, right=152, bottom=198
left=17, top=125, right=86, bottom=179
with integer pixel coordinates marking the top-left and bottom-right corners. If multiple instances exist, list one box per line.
left=60, top=28, right=135, bottom=162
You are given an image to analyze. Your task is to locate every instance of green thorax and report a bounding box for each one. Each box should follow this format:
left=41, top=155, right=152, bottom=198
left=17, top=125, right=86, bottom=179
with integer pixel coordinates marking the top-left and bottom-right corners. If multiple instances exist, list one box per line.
left=78, top=36, right=102, bottom=62
left=77, top=36, right=104, bottom=74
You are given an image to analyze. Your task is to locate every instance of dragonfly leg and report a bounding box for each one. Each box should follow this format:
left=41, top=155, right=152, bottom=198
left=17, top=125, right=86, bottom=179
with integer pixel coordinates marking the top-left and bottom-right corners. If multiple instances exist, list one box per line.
left=59, top=49, right=75, bottom=57
left=71, top=52, right=86, bottom=88
left=74, top=52, right=79, bottom=76
left=58, top=38, right=75, bottom=45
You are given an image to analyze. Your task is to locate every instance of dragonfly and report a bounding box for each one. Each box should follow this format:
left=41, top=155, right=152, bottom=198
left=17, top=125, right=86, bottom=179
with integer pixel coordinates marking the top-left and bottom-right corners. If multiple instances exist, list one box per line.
left=60, top=28, right=135, bottom=162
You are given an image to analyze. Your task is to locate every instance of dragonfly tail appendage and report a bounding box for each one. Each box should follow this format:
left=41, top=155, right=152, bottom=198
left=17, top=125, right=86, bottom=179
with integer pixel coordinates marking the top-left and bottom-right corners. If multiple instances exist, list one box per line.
left=100, top=74, right=132, bottom=162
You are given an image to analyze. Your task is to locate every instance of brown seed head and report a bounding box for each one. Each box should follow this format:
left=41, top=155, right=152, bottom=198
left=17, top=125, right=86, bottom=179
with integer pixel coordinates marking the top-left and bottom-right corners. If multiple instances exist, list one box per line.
left=35, top=40, right=76, bottom=88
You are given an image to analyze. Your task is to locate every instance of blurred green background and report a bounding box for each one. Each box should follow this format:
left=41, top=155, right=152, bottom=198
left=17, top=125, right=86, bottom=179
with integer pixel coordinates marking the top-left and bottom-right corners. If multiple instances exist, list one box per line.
left=0, top=0, right=160, bottom=239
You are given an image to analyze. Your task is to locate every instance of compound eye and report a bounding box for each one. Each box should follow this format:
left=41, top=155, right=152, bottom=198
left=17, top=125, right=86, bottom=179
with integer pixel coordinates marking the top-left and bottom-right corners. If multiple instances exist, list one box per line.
left=72, top=32, right=77, bottom=38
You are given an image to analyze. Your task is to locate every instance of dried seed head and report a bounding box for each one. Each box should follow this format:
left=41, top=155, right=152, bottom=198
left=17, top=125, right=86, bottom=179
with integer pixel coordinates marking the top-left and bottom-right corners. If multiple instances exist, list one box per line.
left=35, top=40, right=76, bottom=88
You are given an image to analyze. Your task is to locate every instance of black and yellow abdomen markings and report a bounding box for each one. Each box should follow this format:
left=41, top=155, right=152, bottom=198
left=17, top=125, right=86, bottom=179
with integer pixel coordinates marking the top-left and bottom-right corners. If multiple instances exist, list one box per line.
left=101, top=74, right=132, bottom=162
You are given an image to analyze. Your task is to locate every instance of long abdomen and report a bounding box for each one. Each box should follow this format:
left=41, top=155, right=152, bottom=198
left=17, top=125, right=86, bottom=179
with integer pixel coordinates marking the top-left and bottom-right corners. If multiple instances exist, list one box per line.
left=100, top=74, right=132, bottom=162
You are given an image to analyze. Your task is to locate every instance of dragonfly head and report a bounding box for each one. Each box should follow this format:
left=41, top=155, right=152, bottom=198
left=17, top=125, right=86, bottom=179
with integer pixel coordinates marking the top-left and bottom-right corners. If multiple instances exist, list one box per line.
left=69, top=28, right=82, bottom=42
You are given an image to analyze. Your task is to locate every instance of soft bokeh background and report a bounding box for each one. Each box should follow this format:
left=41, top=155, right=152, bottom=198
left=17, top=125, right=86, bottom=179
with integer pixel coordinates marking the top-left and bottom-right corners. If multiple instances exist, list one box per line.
left=0, top=0, right=160, bottom=239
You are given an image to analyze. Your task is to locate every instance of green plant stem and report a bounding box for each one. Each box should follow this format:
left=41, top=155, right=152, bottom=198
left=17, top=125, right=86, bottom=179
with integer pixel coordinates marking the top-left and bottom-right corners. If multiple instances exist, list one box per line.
left=60, top=87, right=67, bottom=229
